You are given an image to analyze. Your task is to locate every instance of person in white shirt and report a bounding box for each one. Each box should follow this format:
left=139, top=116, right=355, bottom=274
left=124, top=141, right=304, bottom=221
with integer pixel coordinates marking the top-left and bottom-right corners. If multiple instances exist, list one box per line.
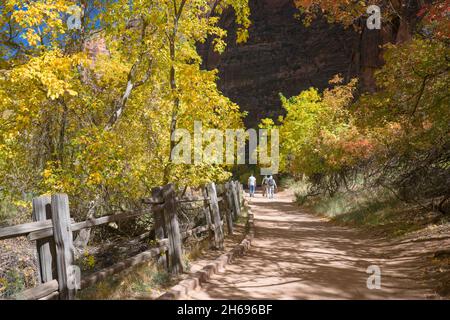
left=248, top=174, right=257, bottom=197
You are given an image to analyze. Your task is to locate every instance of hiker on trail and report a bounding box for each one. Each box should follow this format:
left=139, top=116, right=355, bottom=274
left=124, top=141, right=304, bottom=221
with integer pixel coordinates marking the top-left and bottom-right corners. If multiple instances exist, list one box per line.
left=262, top=175, right=269, bottom=198
left=248, top=174, right=257, bottom=197
left=267, top=175, right=277, bottom=199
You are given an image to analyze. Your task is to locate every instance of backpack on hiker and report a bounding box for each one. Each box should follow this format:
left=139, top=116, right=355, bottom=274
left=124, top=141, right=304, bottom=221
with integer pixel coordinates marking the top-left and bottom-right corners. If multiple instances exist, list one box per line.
left=267, top=177, right=275, bottom=187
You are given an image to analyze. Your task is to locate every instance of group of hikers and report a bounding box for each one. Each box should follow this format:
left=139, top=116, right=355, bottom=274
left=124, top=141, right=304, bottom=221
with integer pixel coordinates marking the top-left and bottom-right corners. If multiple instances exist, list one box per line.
left=247, top=174, right=277, bottom=199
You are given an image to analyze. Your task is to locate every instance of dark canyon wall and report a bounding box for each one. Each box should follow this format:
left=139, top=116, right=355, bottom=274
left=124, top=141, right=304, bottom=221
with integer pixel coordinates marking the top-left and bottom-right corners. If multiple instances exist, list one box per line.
left=199, top=0, right=416, bottom=128
left=199, top=0, right=360, bottom=127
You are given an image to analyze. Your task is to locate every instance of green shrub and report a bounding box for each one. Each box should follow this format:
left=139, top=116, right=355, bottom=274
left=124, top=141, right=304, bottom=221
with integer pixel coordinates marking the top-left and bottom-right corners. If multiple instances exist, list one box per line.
left=1, top=269, right=25, bottom=298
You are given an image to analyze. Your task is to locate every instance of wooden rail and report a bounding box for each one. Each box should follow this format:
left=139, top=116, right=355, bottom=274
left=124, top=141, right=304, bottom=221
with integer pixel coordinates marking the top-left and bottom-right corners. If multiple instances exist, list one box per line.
left=27, top=210, right=153, bottom=241
left=0, top=180, right=244, bottom=300
left=17, top=279, right=59, bottom=300
left=0, top=218, right=75, bottom=241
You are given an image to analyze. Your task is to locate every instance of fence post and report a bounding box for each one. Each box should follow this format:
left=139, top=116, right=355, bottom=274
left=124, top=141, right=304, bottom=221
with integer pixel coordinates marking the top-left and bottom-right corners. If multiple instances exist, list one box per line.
left=231, top=181, right=241, bottom=219
left=237, top=182, right=244, bottom=207
left=234, top=181, right=241, bottom=208
left=225, top=182, right=236, bottom=221
left=223, top=182, right=234, bottom=235
left=202, top=186, right=216, bottom=248
left=152, top=187, right=167, bottom=269
left=51, top=194, right=77, bottom=300
left=162, top=184, right=183, bottom=274
left=206, top=182, right=224, bottom=250
left=32, top=196, right=57, bottom=283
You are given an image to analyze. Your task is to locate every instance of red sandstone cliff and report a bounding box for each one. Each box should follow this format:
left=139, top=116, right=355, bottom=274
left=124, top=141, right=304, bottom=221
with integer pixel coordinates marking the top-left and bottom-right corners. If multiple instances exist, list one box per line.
left=199, top=0, right=420, bottom=127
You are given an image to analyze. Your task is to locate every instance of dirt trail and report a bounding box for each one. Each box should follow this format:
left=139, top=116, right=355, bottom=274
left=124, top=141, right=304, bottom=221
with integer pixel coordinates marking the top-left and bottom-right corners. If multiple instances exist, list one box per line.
left=187, top=190, right=446, bottom=300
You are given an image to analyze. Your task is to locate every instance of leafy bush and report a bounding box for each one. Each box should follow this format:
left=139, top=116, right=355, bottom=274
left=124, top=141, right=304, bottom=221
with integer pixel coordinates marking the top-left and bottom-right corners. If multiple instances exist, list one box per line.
left=0, top=269, right=25, bottom=298
left=268, top=37, right=449, bottom=215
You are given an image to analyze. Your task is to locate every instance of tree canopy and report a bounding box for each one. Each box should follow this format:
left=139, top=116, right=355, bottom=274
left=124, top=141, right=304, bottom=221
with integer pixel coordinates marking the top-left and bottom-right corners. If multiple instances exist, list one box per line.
left=269, top=0, right=449, bottom=212
left=0, top=0, right=250, bottom=221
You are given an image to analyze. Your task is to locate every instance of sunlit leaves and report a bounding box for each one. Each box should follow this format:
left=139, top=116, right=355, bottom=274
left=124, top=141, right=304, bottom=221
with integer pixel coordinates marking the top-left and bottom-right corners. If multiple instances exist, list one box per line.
left=356, top=38, right=450, bottom=155
left=10, top=0, right=72, bottom=47
left=275, top=36, right=448, bottom=196
left=275, top=77, right=375, bottom=176
left=0, top=0, right=251, bottom=218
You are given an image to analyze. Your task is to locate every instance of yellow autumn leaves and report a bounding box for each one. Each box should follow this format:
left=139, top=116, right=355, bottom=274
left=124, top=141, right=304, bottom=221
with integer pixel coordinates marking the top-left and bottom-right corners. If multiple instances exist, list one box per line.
left=0, top=0, right=251, bottom=221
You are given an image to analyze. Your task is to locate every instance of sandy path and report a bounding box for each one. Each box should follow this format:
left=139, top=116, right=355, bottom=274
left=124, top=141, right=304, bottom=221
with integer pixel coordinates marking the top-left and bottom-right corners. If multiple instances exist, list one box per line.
left=187, top=190, right=441, bottom=300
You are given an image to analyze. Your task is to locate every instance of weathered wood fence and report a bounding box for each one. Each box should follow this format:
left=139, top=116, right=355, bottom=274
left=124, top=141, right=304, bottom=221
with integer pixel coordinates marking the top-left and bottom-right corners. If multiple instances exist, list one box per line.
left=0, top=181, right=245, bottom=300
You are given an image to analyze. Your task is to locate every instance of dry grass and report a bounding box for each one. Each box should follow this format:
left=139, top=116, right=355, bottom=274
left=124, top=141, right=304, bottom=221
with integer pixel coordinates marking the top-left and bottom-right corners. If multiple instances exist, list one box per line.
left=430, top=250, right=450, bottom=298
left=77, top=260, right=178, bottom=300
left=77, top=236, right=216, bottom=300
left=286, top=178, right=448, bottom=238
left=0, top=238, right=39, bottom=299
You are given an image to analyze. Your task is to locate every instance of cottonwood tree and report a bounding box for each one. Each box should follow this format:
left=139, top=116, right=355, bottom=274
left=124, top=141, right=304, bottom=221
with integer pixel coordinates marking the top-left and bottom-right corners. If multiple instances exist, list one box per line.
left=268, top=0, right=449, bottom=212
left=0, top=0, right=250, bottom=222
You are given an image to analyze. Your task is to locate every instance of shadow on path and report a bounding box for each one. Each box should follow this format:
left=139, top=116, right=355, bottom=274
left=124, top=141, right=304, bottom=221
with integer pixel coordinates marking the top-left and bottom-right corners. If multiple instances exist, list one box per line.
left=188, top=191, right=439, bottom=300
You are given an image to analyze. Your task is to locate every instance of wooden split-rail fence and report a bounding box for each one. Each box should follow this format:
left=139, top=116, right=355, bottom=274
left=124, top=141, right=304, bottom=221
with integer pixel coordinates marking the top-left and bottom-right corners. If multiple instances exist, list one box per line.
left=0, top=181, right=245, bottom=300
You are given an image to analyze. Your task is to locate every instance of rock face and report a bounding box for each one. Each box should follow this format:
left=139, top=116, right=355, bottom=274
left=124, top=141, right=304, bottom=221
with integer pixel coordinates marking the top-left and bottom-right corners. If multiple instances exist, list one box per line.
left=200, top=0, right=361, bottom=127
